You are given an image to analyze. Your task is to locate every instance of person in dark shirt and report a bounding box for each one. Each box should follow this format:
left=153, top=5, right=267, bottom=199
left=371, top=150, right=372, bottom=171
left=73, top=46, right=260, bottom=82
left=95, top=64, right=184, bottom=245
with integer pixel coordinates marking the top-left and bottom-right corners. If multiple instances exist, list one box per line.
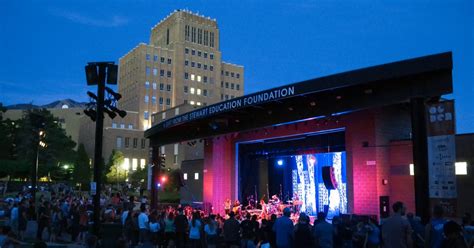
left=294, top=213, right=314, bottom=248
left=174, top=208, right=189, bottom=248
left=18, top=199, right=28, bottom=240
left=441, top=221, right=468, bottom=248
left=224, top=211, right=240, bottom=247
left=240, top=213, right=255, bottom=247
left=36, top=201, right=51, bottom=241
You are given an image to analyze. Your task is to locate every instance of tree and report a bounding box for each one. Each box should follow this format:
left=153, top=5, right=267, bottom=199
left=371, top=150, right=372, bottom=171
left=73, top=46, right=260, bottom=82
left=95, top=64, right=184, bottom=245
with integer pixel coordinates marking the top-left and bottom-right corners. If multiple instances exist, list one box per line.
left=105, top=150, right=126, bottom=184
left=73, top=144, right=91, bottom=190
left=129, top=165, right=147, bottom=186
left=0, top=108, right=76, bottom=179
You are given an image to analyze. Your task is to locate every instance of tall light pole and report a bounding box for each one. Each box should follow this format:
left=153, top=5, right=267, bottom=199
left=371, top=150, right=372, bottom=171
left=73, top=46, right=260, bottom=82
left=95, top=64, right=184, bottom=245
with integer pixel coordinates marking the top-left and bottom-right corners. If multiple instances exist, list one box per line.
left=84, top=62, right=126, bottom=236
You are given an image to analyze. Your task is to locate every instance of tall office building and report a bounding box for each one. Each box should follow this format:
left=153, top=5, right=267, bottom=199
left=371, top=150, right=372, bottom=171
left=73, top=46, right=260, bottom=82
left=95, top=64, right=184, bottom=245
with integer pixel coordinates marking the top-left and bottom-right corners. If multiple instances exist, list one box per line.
left=119, top=10, right=244, bottom=131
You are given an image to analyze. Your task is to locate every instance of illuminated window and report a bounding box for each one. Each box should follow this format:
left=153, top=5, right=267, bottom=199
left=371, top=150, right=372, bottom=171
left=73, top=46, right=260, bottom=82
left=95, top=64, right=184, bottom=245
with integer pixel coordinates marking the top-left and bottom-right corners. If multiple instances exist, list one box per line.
left=128, top=124, right=133, bottom=129
left=112, top=123, right=117, bottom=128
left=197, top=89, right=201, bottom=95
left=191, top=74, right=195, bottom=81
left=162, top=112, right=166, bottom=120
left=196, top=102, right=202, bottom=106
left=183, top=173, right=188, bottom=180
left=153, top=68, right=158, bottom=76
left=152, top=82, right=157, bottom=90
left=144, top=96, right=149, bottom=103
left=190, top=101, right=195, bottom=105
left=122, top=158, right=130, bottom=171
left=144, top=111, right=149, bottom=120
left=120, top=123, right=125, bottom=129
left=456, top=162, right=468, bottom=175
left=190, top=87, right=195, bottom=94
left=145, top=81, right=150, bottom=88
left=197, top=76, right=202, bottom=82
left=409, top=164, right=414, bottom=176
left=132, top=158, right=138, bottom=171
left=175, top=108, right=179, bottom=115
left=116, top=137, right=122, bottom=148
left=140, top=159, right=146, bottom=169
left=194, top=172, right=199, bottom=180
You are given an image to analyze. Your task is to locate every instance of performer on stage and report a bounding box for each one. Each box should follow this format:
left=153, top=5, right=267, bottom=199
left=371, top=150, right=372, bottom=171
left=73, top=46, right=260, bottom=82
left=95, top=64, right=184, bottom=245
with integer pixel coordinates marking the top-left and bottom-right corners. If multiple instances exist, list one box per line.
left=259, top=199, right=268, bottom=219
left=224, top=198, right=231, bottom=215
left=232, top=199, right=242, bottom=215
left=246, top=195, right=255, bottom=210
left=271, top=195, right=280, bottom=204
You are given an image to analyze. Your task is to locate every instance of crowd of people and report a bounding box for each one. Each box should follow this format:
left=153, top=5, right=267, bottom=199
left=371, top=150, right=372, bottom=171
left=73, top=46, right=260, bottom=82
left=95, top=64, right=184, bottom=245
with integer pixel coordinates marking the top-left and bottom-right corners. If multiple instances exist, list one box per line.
left=0, top=184, right=473, bottom=248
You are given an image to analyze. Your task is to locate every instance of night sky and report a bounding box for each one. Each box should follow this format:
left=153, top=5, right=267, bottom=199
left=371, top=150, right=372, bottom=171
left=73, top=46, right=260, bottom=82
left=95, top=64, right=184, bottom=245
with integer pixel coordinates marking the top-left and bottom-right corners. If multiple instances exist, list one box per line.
left=1, top=0, right=472, bottom=133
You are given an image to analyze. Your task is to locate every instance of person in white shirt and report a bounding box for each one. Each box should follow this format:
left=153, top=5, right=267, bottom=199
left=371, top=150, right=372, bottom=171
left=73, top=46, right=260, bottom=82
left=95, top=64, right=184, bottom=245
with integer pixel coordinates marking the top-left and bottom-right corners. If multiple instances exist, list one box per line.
left=138, top=204, right=149, bottom=244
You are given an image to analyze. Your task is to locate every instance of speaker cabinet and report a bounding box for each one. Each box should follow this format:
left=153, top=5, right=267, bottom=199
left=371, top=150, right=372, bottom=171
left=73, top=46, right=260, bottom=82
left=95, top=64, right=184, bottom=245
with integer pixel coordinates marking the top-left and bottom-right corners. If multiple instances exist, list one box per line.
left=322, top=166, right=338, bottom=190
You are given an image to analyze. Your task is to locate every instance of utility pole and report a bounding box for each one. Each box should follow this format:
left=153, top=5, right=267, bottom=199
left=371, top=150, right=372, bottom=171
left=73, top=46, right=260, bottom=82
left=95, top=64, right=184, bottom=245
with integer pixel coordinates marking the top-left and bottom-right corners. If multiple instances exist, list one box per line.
left=84, top=62, right=126, bottom=236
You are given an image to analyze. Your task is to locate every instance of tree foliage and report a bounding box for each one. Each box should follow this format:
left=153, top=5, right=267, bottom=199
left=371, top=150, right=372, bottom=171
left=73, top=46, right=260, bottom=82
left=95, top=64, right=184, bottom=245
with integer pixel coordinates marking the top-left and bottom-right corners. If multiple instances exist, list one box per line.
left=73, top=144, right=91, bottom=188
left=0, top=107, right=77, bottom=179
left=105, top=150, right=126, bottom=183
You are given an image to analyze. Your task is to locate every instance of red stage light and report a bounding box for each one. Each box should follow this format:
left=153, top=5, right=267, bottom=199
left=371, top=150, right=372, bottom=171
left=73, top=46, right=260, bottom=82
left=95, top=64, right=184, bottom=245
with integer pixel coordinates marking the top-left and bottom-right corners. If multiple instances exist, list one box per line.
left=161, top=176, right=167, bottom=183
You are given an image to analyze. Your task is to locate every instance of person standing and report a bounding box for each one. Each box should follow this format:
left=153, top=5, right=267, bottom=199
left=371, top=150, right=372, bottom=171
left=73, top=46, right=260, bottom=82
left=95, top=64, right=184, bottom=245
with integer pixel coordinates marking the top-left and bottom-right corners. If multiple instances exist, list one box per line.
left=241, top=212, right=255, bottom=248
left=138, top=204, right=150, bottom=244
left=272, top=207, right=294, bottom=248
left=313, top=212, right=333, bottom=248
left=9, top=202, right=19, bottom=236
left=164, top=212, right=176, bottom=247
left=204, top=214, right=218, bottom=248
left=223, top=211, right=240, bottom=247
left=36, top=201, right=52, bottom=241
left=381, top=201, right=413, bottom=248
left=425, top=205, right=448, bottom=248
left=293, top=213, right=314, bottom=248
left=189, top=211, right=202, bottom=248
left=174, top=208, right=189, bottom=248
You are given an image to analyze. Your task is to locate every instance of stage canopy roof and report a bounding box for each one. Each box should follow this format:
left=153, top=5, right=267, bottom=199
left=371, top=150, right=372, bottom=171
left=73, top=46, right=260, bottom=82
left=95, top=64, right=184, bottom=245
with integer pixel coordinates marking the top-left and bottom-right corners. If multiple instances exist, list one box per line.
left=145, top=52, right=453, bottom=146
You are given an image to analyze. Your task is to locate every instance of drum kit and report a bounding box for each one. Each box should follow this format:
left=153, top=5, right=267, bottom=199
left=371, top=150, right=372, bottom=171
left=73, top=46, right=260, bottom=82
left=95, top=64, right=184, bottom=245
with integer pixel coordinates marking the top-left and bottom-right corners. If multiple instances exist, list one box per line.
left=264, top=196, right=303, bottom=216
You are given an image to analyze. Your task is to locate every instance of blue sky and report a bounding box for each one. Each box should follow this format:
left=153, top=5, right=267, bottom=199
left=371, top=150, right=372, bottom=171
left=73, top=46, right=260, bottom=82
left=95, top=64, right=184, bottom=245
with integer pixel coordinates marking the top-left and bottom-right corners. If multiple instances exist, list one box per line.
left=0, top=0, right=472, bottom=133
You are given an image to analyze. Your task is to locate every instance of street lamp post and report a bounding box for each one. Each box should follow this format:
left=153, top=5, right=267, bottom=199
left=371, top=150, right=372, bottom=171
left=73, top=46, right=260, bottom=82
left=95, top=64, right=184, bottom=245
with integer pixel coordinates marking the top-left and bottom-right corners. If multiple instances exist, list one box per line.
left=84, top=62, right=126, bottom=236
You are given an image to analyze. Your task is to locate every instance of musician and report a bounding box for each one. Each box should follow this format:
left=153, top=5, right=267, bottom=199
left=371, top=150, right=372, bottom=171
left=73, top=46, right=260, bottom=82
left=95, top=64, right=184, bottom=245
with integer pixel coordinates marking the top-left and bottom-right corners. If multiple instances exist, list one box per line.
left=259, top=199, right=268, bottom=219
left=271, top=195, right=280, bottom=204
left=292, top=193, right=301, bottom=213
left=246, top=195, right=255, bottom=210
left=224, top=199, right=231, bottom=215
left=232, top=200, right=242, bottom=216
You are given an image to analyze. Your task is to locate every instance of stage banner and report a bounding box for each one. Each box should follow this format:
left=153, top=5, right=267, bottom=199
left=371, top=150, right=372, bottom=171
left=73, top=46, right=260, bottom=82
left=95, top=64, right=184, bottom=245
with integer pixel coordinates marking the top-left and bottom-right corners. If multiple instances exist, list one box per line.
left=425, top=100, right=456, bottom=200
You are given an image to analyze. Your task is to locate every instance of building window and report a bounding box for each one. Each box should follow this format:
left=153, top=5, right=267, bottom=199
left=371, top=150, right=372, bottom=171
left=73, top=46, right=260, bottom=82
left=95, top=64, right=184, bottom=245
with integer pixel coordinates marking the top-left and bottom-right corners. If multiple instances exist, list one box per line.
left=225, top=71, right=229, bottom=76
left=159, top=97, right=163, bottom=105
left=190, top=101, right=195, bottom=105
left=153, top=82, right=157, bottom=90
left=184, top=86, right=188, bottom=93
left=120, top=123, right=125, bottom=129
left=221, top=70, right=224, bottom=75
left=133, top=138, right=138, bottom=148
left=183, top=173, right=188, bottom=180
left=144, top=95, right=149, bottom=103
left=152, top=96, right=156, bottom=104
left=128, top=124, right=133, bottom=129
left=154, top=55, right=158, bottom=61
left=236, top=73, right=240, bottom=78
left=184, top=72, right=189, bottom=79
left=160, top=69, right=164, bottom=77
left=197, top=75, right=201, bottom=82
left=166, top=28, right=170, bottom=45
left=194, top=172, right=199, bottom=180
left=140, top=159, right=146, bottom=169
left=185, top=25, right=190, bottom=41
left=210, top=66, right=214, bottom=71
left=231, top=72, right=235, bottom=77
left=191, top=61, right=195, bottom=67
left=197, top=51, right=202, bottom=57
left=204, top=52, right=208, bottom=58
left=221, top=81, right=224, bottom=87
left=190, top=87, right=195, bottom=94
left=196, top=102, right=201, bottom=106
left=144, top=111, right=149, bottom=120
left=141, top=139, right=146, bottom=149
left=231, top=83, right=235, bottom=90
left=174, top=143, right=179, bottom=155
left=192, top=49, right=195, bottom=55
left=203, top=76, right=208, bottom=83
left=204, top=30, right=208, bottom=46
left=174, top=155, right=178, bottom=164
left=123, top=158, right=130, bottom=170
left=145, top=81, right=150, bottom=89
left=175, top=108, right=180, bottom=115
left=166, top=98, right=171, bottom=106
left=153, top=68, right=158, bottom=76
left=198, top=29, right=202, bottom=44
left=210, top=32, right=214, bottom=47
left=197, top=63, right=201, bottom=69
left=210, top=53, right=214, bottom=60
left=236, top=84, right=240, bottom=90
left=185, top=60, right=189, bottom=66
left=191, top=74, right=195, bottom=81
left=116, top=137, right=123, bottom=148
left=146, top=67, right=150, bottom=75
left=112, top=122, right=117, bottom=128
left=162, top=112, right=166, bottom=120
left=203, top=65, right=207, bottom=70
left=225, top=95, right=229, bottom=100
left=125, top=137, right=130, bottom=148
left=197, top=88, right=202, bottom=95
left=225, top=82, right=229, bottom=88
left=203, top=89, right=208, bottom=96
left=184, top=100, right=188, bottom=104
left=455, top=162, right=468, bottom=175
left=166, top=84, right=171, bottom=91
left=191, top=27, right=196, bottom=42
left=167, top=71, right=172, bottom=78
left=132, top=158, right=138, bottom=171
left=160, top=83, right=164, bottom=91
left=167, top=58, right=172, bottom=64
left=146, top=54, right=150, bottom=60
left=185, top=47, right=189, bottom=54
left=221, top=94, right=224, bottom=100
